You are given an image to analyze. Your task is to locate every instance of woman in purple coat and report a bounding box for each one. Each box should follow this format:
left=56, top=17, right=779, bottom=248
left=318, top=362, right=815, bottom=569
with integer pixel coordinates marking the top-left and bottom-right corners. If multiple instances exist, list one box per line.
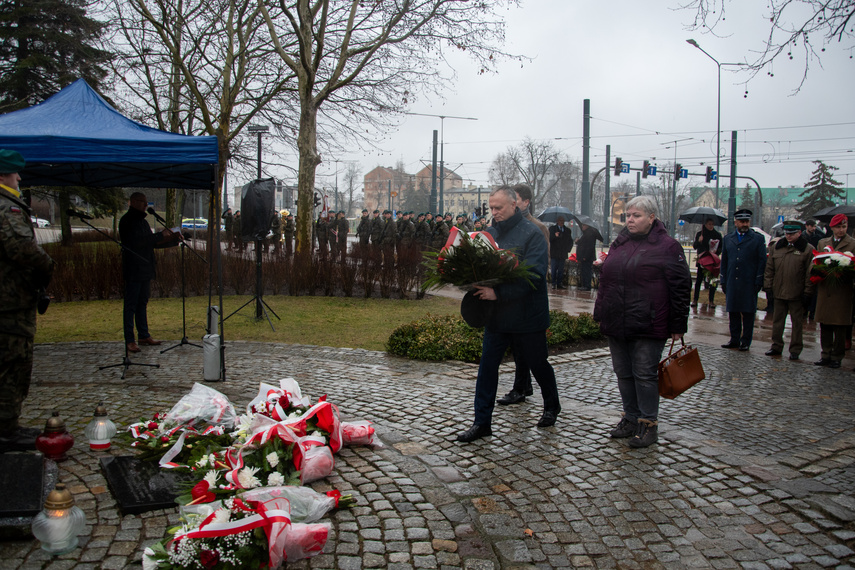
left=593, top=196, right=691, bottom=448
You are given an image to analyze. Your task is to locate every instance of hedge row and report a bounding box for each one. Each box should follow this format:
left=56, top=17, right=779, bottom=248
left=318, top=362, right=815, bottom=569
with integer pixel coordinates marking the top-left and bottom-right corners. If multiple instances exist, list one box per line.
left=386, top=310, right=602, bottom=363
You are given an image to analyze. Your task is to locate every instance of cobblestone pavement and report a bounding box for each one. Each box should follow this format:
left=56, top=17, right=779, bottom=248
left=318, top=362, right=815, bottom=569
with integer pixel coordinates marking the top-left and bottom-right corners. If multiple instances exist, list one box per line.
left=2, top=293, right=854, bottom=569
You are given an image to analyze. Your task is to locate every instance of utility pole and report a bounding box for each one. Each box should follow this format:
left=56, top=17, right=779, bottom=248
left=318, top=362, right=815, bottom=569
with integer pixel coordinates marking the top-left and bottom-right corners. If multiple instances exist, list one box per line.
left=581, top=99, right=591, bottom=217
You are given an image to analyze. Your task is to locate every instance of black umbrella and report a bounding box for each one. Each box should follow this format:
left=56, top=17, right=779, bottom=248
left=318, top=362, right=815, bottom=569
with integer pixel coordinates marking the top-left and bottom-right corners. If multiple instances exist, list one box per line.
left=678, top=206, right=727, bottom=226
left=569, top=214, right=604, bottom=242
left=537, top=206, right=575, bottom=224
left=813, top=204, right=855, bottom=224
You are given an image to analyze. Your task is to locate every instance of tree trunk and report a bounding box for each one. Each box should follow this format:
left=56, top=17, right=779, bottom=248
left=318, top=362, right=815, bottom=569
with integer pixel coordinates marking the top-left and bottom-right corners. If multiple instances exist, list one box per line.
left=295, top=102, right=321, bottom=258
left=166, top=188, right=176, bottom=226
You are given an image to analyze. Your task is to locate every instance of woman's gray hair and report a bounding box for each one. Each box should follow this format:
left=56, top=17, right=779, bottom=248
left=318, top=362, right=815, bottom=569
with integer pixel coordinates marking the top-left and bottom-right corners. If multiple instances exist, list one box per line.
left=626, top=195, right=658, bottom=218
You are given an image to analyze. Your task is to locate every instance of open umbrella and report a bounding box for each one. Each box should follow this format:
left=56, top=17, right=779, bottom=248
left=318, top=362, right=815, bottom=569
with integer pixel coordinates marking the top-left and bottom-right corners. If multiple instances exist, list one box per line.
left=537, top=206, right=575, bottom=224
left=678, top=206, right=727, bottom=226
left=813, top=204, right=855, bottom=224
left=569, top=214, right=604, bottom=242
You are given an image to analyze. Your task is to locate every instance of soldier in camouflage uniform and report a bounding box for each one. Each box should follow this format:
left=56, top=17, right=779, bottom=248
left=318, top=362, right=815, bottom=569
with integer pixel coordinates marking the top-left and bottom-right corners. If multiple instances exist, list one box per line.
left=316, top=213, right=329, bottom=259
left=431, top=213, right=450, bottom=249
left=0, top=150, right=55, bottom=452
left=369, top=209, right=383, bottom=258
left=283, top=213, right=295, bottom=256
left=380, top=209, right=398, bottom=267
left=336, top=210, right=349, bottom=261
left=414, top=213, right=430, bottom=249
left=266, top=211, right=282, bottom=255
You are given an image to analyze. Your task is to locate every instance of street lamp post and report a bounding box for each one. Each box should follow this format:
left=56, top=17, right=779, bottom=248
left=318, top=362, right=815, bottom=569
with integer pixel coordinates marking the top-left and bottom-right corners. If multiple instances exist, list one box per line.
left=247, top=124, right=269, bottom=180
left=686, top=40, right=722, bottom=209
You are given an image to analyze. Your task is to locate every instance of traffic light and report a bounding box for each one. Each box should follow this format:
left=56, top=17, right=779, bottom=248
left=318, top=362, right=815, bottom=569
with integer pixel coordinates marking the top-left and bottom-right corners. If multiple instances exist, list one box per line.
left=674, top=164, right=682, bottom=180
left=705, top=166, right=714, bottom=183
left=475, top=207, right=481, bottom=217
left=482, top=201, right=487, bottom=215
left=642, top=160, right=650, bottom=179
left=313, top=192, right=320, bottom=207
left=614, top=157, right=623, bottom=176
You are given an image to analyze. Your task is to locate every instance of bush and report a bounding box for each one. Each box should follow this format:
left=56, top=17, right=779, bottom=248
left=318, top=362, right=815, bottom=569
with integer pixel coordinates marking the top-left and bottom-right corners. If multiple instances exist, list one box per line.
left=387, top=310, right=603, bottom=363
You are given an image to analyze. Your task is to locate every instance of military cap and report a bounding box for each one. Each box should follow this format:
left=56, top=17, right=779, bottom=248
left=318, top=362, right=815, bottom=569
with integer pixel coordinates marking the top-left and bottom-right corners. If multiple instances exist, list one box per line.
left=383, top=209, right=391, bottom=214
left=373, top=209, right=380, bottom=214
left=362, top=208, right=368, bottom=213
left=0, top=149, right=25, bottom=173
left=782, top=220, right=804, bottom=233
left=733, top=209, right=752, bottom=220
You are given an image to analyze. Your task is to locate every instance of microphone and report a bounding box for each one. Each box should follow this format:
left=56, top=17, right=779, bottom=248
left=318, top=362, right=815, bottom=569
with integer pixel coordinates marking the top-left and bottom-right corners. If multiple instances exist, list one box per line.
left=66, top=209, right=94, bottom=220
left=146, top=207, right=167, bottom=225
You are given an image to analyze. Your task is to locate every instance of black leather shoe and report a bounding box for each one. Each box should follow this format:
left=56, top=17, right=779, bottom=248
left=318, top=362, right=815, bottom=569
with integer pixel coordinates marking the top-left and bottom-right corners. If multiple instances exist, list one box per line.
left=537, top=410, right=559, bottom=428
left=457, top=424, right=492, bottom=442
left=524, top=388, right=534, bottom=397
left=789, top=354, right=800, bottom=361
left=739, top=345, right=750, bottom=351
left=765, top=349, right=782, bottom=356
left=829, top=361, right=841, bottom=369
left=814, top=358, right=831, bottom=366
left=497, top=391, right=526, bottom=405
left=721, top=342, right=739, bottom=349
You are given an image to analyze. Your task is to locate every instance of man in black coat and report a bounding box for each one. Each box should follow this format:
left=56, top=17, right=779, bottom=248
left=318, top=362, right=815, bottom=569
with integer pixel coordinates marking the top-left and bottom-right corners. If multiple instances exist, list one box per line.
left=119, top=192, right=180, bottom=353
left=549, top=216, right=573, bottom=289
left=575, top=224, right=598, bottom=290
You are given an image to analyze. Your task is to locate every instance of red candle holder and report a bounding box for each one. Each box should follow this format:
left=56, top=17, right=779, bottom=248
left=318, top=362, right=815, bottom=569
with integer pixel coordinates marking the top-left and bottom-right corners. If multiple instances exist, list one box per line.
left=35, top=412, right=75, bottom=462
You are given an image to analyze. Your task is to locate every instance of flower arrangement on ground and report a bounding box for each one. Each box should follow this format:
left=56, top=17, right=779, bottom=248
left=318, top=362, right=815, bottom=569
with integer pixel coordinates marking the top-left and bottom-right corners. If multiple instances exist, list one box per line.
left=810, top=247, right=855, bottom=287
left=421, top=226, right=535, bottom=291
left=124, top=378, right=375, bottom=569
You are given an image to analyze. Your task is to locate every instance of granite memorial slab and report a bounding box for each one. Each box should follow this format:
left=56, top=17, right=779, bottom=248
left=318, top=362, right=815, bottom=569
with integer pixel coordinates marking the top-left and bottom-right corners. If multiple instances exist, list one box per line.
left=0, top=454, right=58, bottom=540
left=100, top=456, right=194, bottom=515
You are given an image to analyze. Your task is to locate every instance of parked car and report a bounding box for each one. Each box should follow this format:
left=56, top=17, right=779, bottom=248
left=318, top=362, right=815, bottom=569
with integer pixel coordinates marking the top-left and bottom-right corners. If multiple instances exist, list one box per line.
left=181, top=218, right=208, bottom=229
left=31, top=216, right=50, bottom=228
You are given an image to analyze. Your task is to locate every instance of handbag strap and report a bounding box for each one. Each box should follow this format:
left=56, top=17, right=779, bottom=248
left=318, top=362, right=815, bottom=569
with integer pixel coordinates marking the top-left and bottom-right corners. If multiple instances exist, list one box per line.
left=666, top=337, right=686, bottom=358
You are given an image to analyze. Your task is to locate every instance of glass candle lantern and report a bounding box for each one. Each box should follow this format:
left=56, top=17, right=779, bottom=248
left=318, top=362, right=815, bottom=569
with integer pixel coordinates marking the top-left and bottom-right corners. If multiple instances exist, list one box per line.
left=84, top=402, right=117, bottom=450
left=35, top=411, right=74, bottom=462
left=31, top=483, right=87, bottom=555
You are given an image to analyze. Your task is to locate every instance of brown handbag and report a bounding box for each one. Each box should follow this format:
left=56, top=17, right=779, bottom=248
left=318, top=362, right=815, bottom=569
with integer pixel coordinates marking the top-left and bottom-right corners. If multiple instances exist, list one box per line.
left=658, top=338, right=705, bottom=399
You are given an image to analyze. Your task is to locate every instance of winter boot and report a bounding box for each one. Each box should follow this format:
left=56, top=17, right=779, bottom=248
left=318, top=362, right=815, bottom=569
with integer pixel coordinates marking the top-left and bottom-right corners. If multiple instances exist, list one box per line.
left=609, top=414, right=638, bottom=439
left=628, top=418, right=658, bottom=448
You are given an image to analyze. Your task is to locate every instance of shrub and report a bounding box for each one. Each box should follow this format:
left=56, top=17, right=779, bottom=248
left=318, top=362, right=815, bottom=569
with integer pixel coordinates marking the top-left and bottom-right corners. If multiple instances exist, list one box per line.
left=387, top=310, right=602, bottom=362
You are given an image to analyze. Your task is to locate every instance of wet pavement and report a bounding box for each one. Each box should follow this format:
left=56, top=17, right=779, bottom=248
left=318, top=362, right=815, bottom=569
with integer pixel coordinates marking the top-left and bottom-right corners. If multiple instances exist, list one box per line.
left=1, top=285, right=854, bottom=569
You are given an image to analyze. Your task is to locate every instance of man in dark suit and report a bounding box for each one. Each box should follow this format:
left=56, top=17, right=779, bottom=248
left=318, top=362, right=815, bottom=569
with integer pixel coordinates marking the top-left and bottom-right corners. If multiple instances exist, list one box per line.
left=720, top=209, right=767, bottom=351
left=549, top=216, right=573, bottom=289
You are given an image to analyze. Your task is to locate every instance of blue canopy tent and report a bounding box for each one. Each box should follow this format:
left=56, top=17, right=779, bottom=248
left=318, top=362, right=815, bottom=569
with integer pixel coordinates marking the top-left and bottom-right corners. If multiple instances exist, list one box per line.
left=0, top=79, right=226, bottom=380
left=0, top=79, right=218, bottom=188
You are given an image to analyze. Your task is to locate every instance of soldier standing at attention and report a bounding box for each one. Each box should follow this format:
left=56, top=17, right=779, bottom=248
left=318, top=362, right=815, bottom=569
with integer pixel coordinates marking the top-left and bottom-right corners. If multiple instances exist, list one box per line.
left=370, top=209, right=383, bottom=258
left=222, top=207, right=233, bottom=250
left=0, top=150, right=54, bottom=452
left=356, top=208, right=370, bottom=256
left=283, top=213, right=295, bottom=256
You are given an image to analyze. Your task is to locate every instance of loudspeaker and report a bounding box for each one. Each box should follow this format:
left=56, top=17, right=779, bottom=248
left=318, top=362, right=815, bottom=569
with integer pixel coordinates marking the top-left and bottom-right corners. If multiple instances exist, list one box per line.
left=240, top=178, right=275, bottom=241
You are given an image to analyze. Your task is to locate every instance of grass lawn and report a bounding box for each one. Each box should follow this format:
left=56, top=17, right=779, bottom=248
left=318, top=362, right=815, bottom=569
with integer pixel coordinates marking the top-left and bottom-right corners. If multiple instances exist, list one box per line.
left=35, top=294, right=461, bottom=352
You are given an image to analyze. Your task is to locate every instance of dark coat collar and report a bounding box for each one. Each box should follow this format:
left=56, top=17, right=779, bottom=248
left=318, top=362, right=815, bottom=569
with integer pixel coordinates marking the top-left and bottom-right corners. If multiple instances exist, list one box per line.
left=774, top=235, right=809, bottom=252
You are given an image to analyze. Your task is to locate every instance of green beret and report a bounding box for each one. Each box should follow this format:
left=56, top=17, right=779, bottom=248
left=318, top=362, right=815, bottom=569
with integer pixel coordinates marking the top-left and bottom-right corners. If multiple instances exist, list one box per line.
left=0, top=149, right=25, bottom=173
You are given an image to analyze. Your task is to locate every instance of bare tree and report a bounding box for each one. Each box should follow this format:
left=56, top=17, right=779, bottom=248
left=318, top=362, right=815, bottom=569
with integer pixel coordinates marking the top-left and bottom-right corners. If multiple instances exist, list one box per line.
left=682, top=0, right=855, bottom=89
left=107, top=0, right=299, bottom=222
left=258, top=0, right=521, bottom=257
left=488, top=137, right=571, bottom=211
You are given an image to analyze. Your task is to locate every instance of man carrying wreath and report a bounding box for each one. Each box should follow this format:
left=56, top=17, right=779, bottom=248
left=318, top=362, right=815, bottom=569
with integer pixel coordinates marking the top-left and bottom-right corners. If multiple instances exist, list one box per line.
left=457, top=185, right=560, bottom=443
left=814, top=214, right=855, bottom=368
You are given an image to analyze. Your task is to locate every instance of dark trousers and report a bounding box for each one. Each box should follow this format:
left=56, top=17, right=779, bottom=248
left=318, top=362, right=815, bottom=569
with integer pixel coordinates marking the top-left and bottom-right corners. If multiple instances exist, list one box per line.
left=771, top=298, right=805, bottom=356
left=550, top=258, right=566, bottom=288
left=607, top=336, right=666, bottom=422
left=474, top=330, right=560, bottom=426
left=692, top=272, right=716, bottom=304
left=124, top=280, right=152, bottom=344
left=820, top=323, right=848, bottom=362
left=511, top=337, right=533, bottom=394
left=728, top=311, right=756, bottom=346
left=579, top=260, right=593, bottom=289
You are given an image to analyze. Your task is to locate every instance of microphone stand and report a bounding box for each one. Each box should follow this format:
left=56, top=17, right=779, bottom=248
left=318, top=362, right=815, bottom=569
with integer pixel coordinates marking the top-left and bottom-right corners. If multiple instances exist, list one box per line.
left=161, top=232, right=207, bottom=353
left=69, top=215, right=161, bottom=379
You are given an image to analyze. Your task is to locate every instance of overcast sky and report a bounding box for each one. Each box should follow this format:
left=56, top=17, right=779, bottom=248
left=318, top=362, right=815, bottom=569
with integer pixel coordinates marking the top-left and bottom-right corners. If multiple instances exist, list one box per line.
left=292, top=1, right=855, bottom=197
